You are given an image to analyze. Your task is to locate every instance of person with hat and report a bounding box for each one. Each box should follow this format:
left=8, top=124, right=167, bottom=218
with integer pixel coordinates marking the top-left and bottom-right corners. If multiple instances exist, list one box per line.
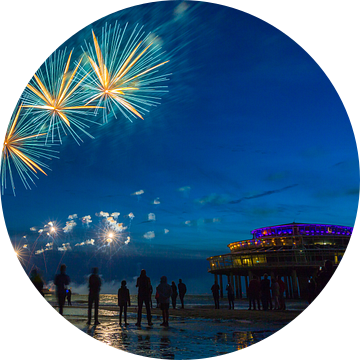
left=156, top=276, right=172, bottom=327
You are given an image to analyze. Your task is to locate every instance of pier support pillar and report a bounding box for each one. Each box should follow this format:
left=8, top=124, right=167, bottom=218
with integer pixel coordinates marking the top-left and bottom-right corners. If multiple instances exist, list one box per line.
left=245, top=275, right=249, bottom=298
left=247, top=271, right=253, bottom=298
left=239, top=275, right=242, bottom=298
left=235, top=275, right=240, bottom=299
left=219, top=275, right=224, bottom=298
left=214, top=274, right=218, bottom=285
left=291, top=270, right=299, bottom=299
left=230, top=272, right=234, bottom=294
left=287, top=276, right=293, bottom=298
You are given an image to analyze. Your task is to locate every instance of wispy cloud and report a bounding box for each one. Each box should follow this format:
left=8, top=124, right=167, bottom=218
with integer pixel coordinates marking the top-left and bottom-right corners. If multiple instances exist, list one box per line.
left=229, top=184, right=299, bottom=204
left=195, top=193, right=230, bottom=205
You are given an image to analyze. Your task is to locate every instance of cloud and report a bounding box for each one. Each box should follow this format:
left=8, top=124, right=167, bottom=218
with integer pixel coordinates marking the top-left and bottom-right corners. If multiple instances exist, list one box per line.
left=111, top=212, right=120, bottom=219
left=178, top=186, right=191, bottom=192
left=266, top=172, right=289, bottom=181
left=131, top=190, right=144, bottom=196
left=58, top=243, right=71, bottom=252
left=164, top=229, right=169, bottom=234
left=143, top=231, right=155, bottom=240
left=229, top=184, right=299, bottom=204
left=63, top=220, right=77, bottom=233
left=346, top=188, right=359, bottom=196
left=75, top=239, right=95, bottom=247
left=184, top=218, right=222, bottom=227
left=195, top=193, right=230, bottom=205
left=97, top=211, right=109, bottom=217
left=152, top=198, right=160, bottom=205
left=82, top=215, right=92, bottom=226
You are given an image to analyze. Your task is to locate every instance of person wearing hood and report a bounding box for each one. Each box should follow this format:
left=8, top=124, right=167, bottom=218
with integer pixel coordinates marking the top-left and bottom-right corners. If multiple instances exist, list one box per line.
left=156, top=276, right=172, bottom=327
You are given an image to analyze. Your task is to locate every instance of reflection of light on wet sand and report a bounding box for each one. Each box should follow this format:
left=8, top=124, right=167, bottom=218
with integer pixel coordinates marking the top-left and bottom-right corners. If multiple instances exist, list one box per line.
left=63, top=307, right=274, bottom=358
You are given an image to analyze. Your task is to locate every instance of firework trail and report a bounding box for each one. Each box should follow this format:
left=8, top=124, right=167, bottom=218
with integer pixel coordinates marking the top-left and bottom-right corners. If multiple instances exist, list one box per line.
left=22, top=49, right=100, bottom=145
left=1, top=105, right=58, bottom=195
left=81, top=22, right=170, bottom=123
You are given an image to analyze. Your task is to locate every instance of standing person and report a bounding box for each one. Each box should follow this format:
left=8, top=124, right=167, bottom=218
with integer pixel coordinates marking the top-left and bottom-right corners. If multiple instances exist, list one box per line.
left=66, top=288, right=72, bottom=306
left=118, top=280, right=131, bottom=325
left=157, top=276, right=172, bottom=327
left=171, top=281, right=178, bottom=309
left=135, top=269, right=153, bottom=326
left=260, top=274, right=271, bottom=311
left=30, top=268, right=44, bottom=296
left=226, top=282, right=235, bottom=310
left=211, top=282, right=220, bottom=309
left=248, top=275, right=261, bottom=310
left=178, top=279, right=187, bottom=309
left=277, top=276, right=286, bottom=310
left=149, top=284, right=153, bottom=309
left=271, top=277, right=280, bottom=310
left=54, top=264, right=70, bottom=316
left=87, top=267, right=101, bottom=325
left=155, top=290, right=160, bottom=308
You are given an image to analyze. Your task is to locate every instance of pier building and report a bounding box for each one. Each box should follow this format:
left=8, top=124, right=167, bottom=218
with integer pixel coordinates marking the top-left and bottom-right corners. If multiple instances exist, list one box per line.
left=207, top=223, right=352, bottom=299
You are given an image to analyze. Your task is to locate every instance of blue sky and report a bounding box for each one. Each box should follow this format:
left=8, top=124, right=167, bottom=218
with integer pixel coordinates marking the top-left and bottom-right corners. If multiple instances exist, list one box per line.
left=1, top=1, right=358, bottom=286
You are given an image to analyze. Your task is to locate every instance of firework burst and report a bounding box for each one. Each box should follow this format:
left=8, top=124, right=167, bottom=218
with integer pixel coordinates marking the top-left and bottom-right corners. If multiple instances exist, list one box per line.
left=14, top=243, right=29, bottom=264
left=1, top=105, right=58, bottom=195
left=82, top=22, right=170, bottom=123
left=22, top=49, right=100, bottom=145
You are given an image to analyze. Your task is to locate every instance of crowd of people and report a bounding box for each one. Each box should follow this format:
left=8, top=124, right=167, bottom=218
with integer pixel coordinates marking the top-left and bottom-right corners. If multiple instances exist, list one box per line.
left=210, top=260, right=335, bottom=310
left=41, top=266, right=188, bottom=327
left=30, top=260, right=335, bottom=324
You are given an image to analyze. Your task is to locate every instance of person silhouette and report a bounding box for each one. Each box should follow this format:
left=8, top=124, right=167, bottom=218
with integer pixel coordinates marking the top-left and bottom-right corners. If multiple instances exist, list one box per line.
left=211, top=282, right=220, bottom=309
left=54, top=264, right=70, bottom=316
left=171, top=281, right=178, bottom=309
left=178, top=279, right=187, bottom=309
left=118, top=280, right=131, bottom=325
left=248, top=275, right=261, bottom=310
left=135, top=269, right=153, bottom=326
left=30, top=268, right=44, bottom=296
left=260, top=273, right=271, bottom=311
left=157, top=276, right=172, bottom=327
left=66, top=288, right=72, bottom=306
left=87, top=267, right=101, bottom=325
left=226, top=282, right=235, bottom=309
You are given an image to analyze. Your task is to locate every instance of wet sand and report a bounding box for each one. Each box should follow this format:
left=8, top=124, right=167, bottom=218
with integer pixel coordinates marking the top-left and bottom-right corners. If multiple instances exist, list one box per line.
left=89, top=305, right=301, bottom=326
left=50, top=301, right=306, bottom=358
left=54, top=302, right=304, bottom=326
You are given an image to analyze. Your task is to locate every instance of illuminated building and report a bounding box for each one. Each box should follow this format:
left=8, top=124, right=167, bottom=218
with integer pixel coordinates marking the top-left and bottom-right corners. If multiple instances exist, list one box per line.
left=207, top=223, right=352, bottom=299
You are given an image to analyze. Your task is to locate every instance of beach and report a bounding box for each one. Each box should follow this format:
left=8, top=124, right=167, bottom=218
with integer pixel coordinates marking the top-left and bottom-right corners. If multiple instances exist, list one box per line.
left=47, top=295, right=306, bottom=359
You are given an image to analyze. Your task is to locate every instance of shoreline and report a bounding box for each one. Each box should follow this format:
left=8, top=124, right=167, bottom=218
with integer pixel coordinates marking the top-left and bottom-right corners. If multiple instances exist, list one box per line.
left=51, top=303, right=303, bottom=324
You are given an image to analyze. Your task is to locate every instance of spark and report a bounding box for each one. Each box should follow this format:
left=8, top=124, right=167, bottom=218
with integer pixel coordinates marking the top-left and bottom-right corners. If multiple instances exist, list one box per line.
left=22, top=49, right=100, bottom=145
left=14, top=243, right=28, bottom=263
left=1, top=105, right=58, bottom=195
left=82, top=22, right=170, bottom=123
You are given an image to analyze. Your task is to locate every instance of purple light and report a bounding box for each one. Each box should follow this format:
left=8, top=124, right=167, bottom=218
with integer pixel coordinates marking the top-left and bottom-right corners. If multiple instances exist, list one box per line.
left=251, top=223, right=352, bottom=240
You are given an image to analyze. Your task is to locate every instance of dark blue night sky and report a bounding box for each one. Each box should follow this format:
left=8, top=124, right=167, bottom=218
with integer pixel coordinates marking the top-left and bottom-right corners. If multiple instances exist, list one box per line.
left=2, top=2, right=358, bottom=291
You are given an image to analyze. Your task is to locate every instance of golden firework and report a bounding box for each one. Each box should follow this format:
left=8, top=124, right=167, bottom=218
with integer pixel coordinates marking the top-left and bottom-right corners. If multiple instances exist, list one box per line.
left=1, top=105, right=57, bottom=195
left=23, top=50, right=100, bottom=144
left=83, top=23, right=170, bottom=122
